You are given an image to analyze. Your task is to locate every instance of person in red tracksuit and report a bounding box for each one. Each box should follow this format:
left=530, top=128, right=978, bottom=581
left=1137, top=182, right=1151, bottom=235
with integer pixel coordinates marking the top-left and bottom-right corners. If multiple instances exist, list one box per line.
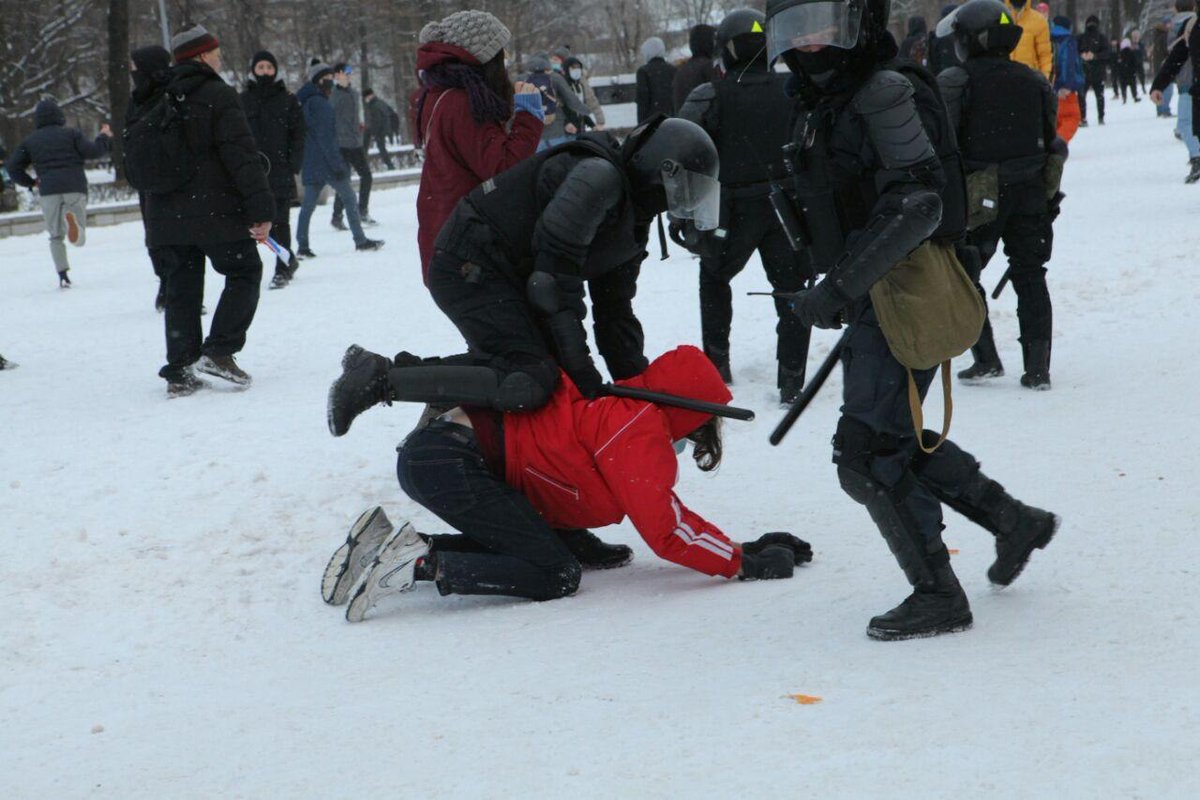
left=412, top=10, right=544, bottom=284
left=323, top=346, right=812, bottom=622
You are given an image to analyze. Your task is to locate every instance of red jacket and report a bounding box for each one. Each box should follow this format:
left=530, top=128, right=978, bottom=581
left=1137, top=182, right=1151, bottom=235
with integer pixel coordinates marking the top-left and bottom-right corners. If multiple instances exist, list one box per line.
left=414, top=43, right=542, bottom=283
left=474, top=346, right=742, bottom=578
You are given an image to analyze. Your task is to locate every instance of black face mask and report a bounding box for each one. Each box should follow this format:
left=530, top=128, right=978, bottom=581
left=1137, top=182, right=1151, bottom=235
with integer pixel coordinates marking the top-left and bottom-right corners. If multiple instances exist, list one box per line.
left=255, top=73, right=276, bottom=87
left=132, top=70, right=150, bottom=92
left=786, top=47, right=854, bottom=89
left=319, top=78, right=334, bottom=96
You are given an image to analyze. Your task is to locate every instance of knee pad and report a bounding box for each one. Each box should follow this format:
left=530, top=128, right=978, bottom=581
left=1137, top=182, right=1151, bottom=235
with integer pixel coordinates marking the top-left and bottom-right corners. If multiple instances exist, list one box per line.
left=494, top=370, right=554, bottom=412
left=832, top=417, right=880, bottom=506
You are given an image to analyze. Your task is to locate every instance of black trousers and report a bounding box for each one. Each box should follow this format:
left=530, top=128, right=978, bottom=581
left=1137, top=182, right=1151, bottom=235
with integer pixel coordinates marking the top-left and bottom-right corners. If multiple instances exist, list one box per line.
left=157, top=239, right=262, bottom=382
left=271, top=192, right=293, bottom=273
left=368, top=133, right=394, bottom=168
left=1079, top=70, right=1106, bottom=122
left=967, top=178, right=1053, bottom=345
left=428, top=249, right=562, bottom=401
left=332, top=147, right=372, bottom=218
left=835, top=309, right=983, bottom=547
left=397, top=421, right=581, bottom=600
left=698, top=193, right=813, bottom=377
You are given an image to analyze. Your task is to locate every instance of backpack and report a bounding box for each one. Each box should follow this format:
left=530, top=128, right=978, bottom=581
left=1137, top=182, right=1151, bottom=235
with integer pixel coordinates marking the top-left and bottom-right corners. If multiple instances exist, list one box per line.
left=527, top=72, right=559, bottom=124
left=122, top=91, right=197, bottom=194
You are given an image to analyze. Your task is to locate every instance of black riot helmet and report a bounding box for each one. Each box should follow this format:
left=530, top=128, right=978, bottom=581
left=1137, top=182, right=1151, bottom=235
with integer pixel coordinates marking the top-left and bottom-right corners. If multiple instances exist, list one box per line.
left=717, top=8, right=770, bottom=69
left=935, top=0, right=1023, bottom=61
left=622, top=116, right=721, bottom=230
left=766, top=0, right=891, bottom=86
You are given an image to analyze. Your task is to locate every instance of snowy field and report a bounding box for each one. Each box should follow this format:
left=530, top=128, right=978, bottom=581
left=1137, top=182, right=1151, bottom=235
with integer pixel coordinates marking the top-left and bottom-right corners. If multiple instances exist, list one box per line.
left=2, top=98, right=1198, bottom=798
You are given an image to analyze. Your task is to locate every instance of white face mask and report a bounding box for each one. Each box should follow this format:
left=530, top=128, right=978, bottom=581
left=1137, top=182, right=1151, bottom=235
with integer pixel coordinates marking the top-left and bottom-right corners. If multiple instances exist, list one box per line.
left=569, top=68, right=582, bottom=81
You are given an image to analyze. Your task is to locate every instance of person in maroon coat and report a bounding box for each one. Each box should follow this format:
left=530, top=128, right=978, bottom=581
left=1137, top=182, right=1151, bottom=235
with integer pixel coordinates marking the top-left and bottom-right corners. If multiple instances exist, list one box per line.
left=413, top=10, right=544, bottom=284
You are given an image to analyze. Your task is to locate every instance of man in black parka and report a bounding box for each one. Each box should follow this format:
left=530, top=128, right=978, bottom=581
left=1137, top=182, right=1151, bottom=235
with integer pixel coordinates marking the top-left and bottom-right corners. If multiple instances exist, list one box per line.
left=678, top=8, right=814, bottom=402
left=766, top=0, right=1058, bottom=640
left=126, top=45, right=174, bottom=311
left=145, top=26, right=274, bottom=397
left=1077, top=15, right=1111, bottom=125
left=937, top=0, right=1063, bottom=389
left=240, top=50, right=305, bottom=289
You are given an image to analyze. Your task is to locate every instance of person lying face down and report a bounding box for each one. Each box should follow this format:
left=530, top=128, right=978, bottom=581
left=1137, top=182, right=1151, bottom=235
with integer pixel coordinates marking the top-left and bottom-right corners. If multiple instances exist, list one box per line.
left=322, top=345, right=813, bottom=622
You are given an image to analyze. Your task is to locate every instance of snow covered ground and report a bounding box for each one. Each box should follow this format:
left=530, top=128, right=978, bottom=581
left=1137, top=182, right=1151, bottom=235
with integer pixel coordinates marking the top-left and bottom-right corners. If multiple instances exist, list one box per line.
left=2, top=98, right=1197, bottom=799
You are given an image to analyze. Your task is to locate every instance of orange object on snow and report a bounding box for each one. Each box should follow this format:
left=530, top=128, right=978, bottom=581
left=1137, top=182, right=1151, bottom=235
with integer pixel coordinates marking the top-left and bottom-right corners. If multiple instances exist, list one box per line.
left=788, top=694, right=823, bottom=705
left=1057, top=91, right=1081, bottom=142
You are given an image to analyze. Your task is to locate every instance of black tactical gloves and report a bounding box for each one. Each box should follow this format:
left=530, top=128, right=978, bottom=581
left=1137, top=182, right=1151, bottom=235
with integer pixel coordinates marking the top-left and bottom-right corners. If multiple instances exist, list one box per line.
left=738, top=545, right=795, bottom=580
left=788, top=281, right=848, bottom=330
left=743, top=532, right=813, bottom=565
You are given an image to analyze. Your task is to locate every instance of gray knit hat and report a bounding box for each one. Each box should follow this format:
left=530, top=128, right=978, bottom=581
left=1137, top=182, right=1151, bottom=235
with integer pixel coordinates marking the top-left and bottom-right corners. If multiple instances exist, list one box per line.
left=172, top=24, right=220, bottom=63
left=307, top=61, right=334, bottom=84
left=418, top=10, right=511, bottom=65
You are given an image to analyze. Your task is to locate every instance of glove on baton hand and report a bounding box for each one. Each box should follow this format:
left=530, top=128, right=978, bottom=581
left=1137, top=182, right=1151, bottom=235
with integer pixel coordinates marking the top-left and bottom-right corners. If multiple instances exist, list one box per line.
left=788, top=282, right=847, bottom=330
left=743, top=532, right=813, bottom=565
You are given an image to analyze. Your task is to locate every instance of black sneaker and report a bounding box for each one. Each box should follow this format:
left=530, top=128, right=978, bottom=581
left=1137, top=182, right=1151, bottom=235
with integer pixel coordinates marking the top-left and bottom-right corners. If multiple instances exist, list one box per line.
left=557, top=529, right=633, bottom=570
left=355, top=238, right=385, bottom=252
left=195, top=354, right=252, bottom=386
left=331, top=217, right=347, bottom=231
left=58, top=271, right=71, bottom=289
left=327, top=345, right=394, bottom=436
left=297, top=247, right=317, bottom=259
left=269, top=272, right=291, bottom=290
left=167, top=369, right=208, bottom=398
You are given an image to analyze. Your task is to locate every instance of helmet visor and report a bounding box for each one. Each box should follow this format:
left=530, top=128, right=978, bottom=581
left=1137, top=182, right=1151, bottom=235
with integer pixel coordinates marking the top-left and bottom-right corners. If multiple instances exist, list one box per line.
left=662, top=165, right=721, bottom=231
left=767, top=2, right=864, bottom=62
left=934, top=7, right=961, bottom=40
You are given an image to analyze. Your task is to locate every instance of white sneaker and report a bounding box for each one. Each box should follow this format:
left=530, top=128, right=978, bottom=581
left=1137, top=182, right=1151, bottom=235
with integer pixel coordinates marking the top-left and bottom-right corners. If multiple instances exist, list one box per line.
left=345, top=522, right=429, bottom=623
left=321, top=506, right=395, bottom=605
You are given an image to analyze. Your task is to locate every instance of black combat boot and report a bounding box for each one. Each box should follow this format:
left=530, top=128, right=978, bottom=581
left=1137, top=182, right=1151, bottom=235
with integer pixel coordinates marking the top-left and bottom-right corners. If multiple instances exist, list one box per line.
left=705, top=346, right=732, bottom=385
left=1019, top=340, right=1052, bottom=390
left=867, top=559, right=973, bottom=641
left=942, top=471, right=1059, bottom=586
left=957, top=319, right=1004, bottom=382
left=556, top=529, right=633, bottom=570
left=327, top=345, right=394, bottom=436
left=778, top=364, right=806, bottom=405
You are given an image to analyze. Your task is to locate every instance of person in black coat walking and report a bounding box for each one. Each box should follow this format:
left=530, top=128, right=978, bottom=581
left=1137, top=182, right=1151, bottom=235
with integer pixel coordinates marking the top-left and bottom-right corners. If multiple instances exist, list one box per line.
left=1078, top=15, right=1111, bottom=124
left=240, top=50, right=305, bottom=289
left=6, top=99, right=111, bottom=286
left=142, top=26, right=275, bottom=397
left=126, top=45, right=174, bottom=311
left=673, top=24, right=717, bottom=112
left=636, top=37, right=676, bottom=122
left=1151, top=1, right=1200, bottom=182
left=362, top=89, right=395, bottom=169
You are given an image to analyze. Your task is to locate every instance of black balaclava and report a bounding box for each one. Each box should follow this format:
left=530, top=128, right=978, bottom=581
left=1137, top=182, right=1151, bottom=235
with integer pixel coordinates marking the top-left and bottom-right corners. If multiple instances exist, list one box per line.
left=131, top=45, right=172, bottom=93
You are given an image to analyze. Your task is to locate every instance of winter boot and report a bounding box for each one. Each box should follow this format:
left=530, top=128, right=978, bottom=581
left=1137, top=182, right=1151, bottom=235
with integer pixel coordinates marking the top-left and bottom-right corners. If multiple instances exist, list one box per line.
left=327, top=345, right=394, bottom=436
left=705, top=347, right=733, bottom=385
left=345, top=522, right=430, bottom=622
left=321, top=506, right=396, bottom=605
left=1186, top=157, right=1200, bottom=184
left=556, top=529, right=633, bottom=570
left=867, top=559, right=973, bottom=640
left=1019, top=340, right=1052, bottom=390
left=58, top=271, right=71, bottom=289
left=166, top=368, right=208, bottom=399
left=847, top=470, right=972, bottom=639
left=957, top=319, right=1004, bottom=382
left=355, top=238, right=385, bottom=252
left=779, top=365, right=807, bottom=406
left=940, top=471, right=1059, bottom=586
left=195, top=354, right=252, bottom=386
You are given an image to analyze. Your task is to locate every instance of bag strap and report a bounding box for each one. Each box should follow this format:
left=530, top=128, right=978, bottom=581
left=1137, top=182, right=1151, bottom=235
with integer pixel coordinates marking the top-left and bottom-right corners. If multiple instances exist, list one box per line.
left=907, top=361, right=953, bottom=454
left=422, top=89, right=451, bottom=148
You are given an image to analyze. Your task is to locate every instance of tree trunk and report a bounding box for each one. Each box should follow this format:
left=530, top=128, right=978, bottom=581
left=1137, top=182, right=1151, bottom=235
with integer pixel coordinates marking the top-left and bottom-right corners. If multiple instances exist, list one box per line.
left=108, top=0, right=131, bottom=183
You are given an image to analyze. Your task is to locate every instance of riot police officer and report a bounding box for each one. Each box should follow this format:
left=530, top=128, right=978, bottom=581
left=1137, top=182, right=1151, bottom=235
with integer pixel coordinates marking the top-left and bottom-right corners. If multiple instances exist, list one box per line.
left=677, top=8, right=814, bottom=403
left=937, top=0, right=1063, bottom=389
left=766, top=0, right=1059, bottom=639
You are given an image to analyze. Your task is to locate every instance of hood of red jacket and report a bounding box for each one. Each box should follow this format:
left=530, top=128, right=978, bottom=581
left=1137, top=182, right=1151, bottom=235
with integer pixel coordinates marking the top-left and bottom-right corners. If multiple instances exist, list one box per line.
left=619, top=346, right=732, bottom=441
left=416, top=41, right=480, bottom=73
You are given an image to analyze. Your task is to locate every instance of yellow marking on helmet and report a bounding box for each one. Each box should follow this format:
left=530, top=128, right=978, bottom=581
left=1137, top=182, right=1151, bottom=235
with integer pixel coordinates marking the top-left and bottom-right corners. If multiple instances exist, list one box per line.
left=751, top=20, right=764, bottom=33
left=1000, top=12, right=1011, bottom=23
